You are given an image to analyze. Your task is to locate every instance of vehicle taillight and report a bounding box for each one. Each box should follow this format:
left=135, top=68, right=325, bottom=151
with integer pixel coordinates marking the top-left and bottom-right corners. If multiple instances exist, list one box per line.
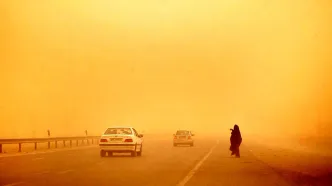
left=174, top=136, right=177, bottom=139
left=100, top=139, right=108, bottom=142
left=124, top=139, right=133, bottom=142
left=188, top=136, right=191, bottom=139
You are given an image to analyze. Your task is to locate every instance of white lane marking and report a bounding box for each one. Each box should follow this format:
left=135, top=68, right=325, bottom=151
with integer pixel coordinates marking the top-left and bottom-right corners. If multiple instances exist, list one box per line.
left=35, top=171, right=50, bottom=175
left=57, top=169, right=74, bottom=174
left=176, top=140, right=219, bottom=186
left=32, top=157, right=44, bottom=161
left=3, top=182, right=25, bottom=186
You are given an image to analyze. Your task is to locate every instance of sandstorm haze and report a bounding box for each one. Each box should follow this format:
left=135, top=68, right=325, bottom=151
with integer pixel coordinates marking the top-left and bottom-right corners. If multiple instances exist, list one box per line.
left=0, top=0, right=331, bottom=139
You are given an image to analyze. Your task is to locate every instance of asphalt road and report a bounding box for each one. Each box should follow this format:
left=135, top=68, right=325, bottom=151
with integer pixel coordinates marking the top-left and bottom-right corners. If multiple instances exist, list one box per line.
left=0, top=136, right=331, bottom=186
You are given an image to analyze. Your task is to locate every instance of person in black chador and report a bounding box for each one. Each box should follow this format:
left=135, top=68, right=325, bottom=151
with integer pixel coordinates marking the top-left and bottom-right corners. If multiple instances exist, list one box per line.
left=229, top=124, right=242, bottom=158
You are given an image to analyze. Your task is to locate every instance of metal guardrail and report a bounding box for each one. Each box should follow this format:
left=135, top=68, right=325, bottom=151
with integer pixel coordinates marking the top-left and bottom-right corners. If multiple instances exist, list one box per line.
left=0, top=136, right=100, bottom=153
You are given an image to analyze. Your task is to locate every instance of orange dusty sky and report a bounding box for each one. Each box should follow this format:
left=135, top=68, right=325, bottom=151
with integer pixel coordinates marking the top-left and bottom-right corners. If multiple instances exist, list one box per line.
left=0, top=0, right=331, bottom=138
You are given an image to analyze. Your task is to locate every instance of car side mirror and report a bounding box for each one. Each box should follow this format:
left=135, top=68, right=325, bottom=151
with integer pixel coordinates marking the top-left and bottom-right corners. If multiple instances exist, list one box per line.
left=138, top=134, right=143, bottom=138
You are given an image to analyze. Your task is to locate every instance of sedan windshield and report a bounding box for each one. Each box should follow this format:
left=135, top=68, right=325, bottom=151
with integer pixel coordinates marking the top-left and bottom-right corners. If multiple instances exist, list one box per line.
left=104, top=128, right=133, bottom=135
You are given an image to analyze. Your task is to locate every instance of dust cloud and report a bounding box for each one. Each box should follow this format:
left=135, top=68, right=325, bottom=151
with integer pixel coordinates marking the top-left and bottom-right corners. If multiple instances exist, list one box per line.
left=0, top=0, right=331, bottom=148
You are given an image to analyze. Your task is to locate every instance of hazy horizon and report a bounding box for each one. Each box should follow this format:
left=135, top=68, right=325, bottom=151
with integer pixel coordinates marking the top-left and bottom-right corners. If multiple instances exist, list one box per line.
left=1, top=0, right=331, bottom=139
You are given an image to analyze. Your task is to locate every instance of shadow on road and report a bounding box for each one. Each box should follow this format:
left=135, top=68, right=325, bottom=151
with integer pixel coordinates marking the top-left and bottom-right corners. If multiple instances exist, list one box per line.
left=103, top=153, right=141, bottom=158
left=173, top=145, right=193, bottom=147
left=273, top=167, right=332, bottom=186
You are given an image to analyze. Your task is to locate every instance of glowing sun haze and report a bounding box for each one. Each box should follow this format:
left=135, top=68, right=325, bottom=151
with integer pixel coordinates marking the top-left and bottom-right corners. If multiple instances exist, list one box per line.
left=0, top=0, right=331, bottom=138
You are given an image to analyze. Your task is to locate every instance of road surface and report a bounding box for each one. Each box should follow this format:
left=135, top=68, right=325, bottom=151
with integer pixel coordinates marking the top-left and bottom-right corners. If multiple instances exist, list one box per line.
left=0, top=136, right=331, bottom=186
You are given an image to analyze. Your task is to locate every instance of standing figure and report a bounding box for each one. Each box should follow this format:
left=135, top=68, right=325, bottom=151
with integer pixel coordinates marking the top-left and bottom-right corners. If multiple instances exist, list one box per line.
left=229, top=124, right=242, bottom=158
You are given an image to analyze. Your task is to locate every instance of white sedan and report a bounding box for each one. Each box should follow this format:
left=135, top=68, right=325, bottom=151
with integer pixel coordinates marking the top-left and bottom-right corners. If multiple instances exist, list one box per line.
left=173, top=130, right=195, bottom=146
left=99, top=126, right=143, bottom=157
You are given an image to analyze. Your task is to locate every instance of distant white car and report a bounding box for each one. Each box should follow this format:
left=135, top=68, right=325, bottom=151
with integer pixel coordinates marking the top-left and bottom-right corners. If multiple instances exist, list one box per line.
left=173, top=130, right=194, bottom=147
left=99, top=126, right=143, bottom=157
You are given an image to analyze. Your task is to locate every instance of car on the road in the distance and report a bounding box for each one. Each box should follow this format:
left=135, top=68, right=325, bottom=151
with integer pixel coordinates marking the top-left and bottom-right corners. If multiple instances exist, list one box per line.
left=99, top=126, right=143, bottom=157
left=173, top=130, right=195, bottom=147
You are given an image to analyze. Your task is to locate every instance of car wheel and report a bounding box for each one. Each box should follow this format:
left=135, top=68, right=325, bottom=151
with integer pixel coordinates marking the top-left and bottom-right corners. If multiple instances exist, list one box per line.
left=131, top=151, right=137, bottom=157
left=100, top=150, right=106, bottom=157
left=173, top=143, right=177, bottom=147
left=190, top=143, right=194, bottom=147
left=137, top=145, right=142, bottom=156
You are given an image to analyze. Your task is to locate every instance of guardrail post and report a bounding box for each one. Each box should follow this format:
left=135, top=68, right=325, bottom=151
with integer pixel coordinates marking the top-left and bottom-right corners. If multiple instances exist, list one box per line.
left=0, top=136, right=98, bottom=153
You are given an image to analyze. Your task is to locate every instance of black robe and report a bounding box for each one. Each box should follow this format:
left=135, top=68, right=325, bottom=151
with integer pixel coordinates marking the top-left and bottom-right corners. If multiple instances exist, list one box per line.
left=230, top=129, right=242, bottom=154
